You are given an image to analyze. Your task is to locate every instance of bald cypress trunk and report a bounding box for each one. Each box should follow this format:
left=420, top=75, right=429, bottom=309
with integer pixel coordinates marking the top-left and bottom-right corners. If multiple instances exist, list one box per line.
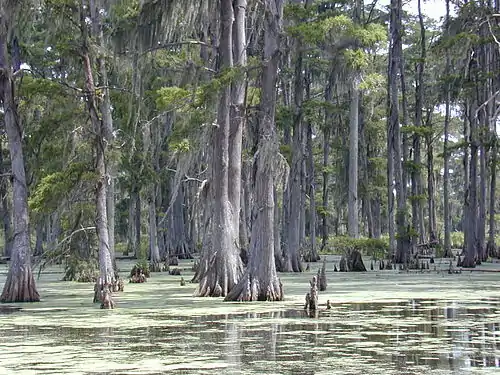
left=225, top=0, right=283, bottom=302
left=442, top=0, right=452, bottom=257
left=81, top=2, right=114, bottom=305
left=348, top=79, right=359, bottom=239
left=463, top=100, right=478, bottom=268
left=228, top=0, right=246, bottom=253
left=0, top=21, right=40, bottom=302
left=388, top=0, right=409, bottom=264
left=286, top=37, right=305, bottom=273
left=0, top=139, right=12, bottom=258
left=321, top=69, right=334, bottom=249
left=412, top=0, right=426, bottom=249
left=196, top=0, right=243, bottom=297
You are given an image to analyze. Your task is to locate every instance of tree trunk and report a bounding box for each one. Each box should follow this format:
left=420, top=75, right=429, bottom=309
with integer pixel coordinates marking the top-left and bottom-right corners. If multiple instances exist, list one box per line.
left=166, top=183, right=191, bottom=259
left=225, top=0, right=283, bottom=302
left=321, top=70, right=333, bottom=249
left=34, top=220, right=44, bottom=257
left=393, top=0, right=409, bottom=264
left=126, top=187, right=140, bottom=257
left=442, top=0, right=452, bottom=257
left=273, top=185, right=284, bottom=271
left=425, top=110, right=437, bottom=243
left=98, top=51, right=115, bottom=269
left=286, top=38, right=305, bottom=273
left=462, top=103, right=470, bottom=250
left=359, top=97, right=374, bottom=238
left=477, top=132, right=487, bottom=262
left=83, top=0, right=114, bottom=306
left=156, top=182, right=166, bottom=259
left=464, top=101, right=478, bottom=268
left=196, top=0, right=243, bottom=297
left=300, top=135, right=307, bottom=246
left=82, top=47, right=114, bottom=306
left=386, top=5, right=396, bottom=255
left=487, top=135, right=497, bottom=257
left=0, top=139, right=12, bottom=258
left=228, top=0, right=246, bottom=252
left=348, top=78, right=359, bottom=239
left=239, top=163, right=250, bottom=256
left=0, top=30, right=40, bottom=302
left=412, top=0, right=426, bottom=249
left=148, top=188, right=161, bottom=268
left=306, top=119, right=318, bottom=261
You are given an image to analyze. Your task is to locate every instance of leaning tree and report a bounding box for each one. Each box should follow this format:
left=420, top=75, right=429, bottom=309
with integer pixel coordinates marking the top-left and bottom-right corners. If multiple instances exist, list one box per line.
left=0, top=0, right=40, bottom=302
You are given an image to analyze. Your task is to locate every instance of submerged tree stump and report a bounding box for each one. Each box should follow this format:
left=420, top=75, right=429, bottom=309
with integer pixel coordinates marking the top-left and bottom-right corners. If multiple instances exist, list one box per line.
left=93, top=279, right=115, bottom=308
left=317, top=259, right=327, bottom=291
left=304, top=275, right=318, bottom=311
left=129, top=262, right=150, bottom=279
left=191, top=259, right=200, bottom=273
left=111, top=276, right=124, bottom=292
left=339, top=257, right=348, bottom=272
left=347, top=249, right=366, bottom=272
left=100, top=285, right=115, bottom=309
left=129, top=269, right=147, bottom=283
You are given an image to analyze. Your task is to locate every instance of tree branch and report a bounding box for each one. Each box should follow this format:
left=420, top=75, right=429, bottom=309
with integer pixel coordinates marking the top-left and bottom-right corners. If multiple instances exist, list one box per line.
left=141, top=40, right=215, bottom=55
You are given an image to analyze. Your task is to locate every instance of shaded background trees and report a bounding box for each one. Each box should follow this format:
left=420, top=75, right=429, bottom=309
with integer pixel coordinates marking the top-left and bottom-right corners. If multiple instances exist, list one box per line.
left=1, top=0, right=499, bottom=304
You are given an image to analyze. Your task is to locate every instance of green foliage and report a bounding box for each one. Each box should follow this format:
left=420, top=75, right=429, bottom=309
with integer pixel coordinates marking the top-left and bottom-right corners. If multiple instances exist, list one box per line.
left=170, top=138, right=191, bottom=153
left=29, top=162, right=96, bottom=213
left=19, top=76, right=63, bottom=97
left=451, top=232, right=464, bottom=249
left=155, top=86, right=191, bottom=110
left=321, top=165, right=335, bottom=175
left=111, top=0, right=140, bottom=21
left=321, top=236, right=390, bottom=259
left=404, top=160, right=424, bottom=173
left=283, top=3, right=311, bottom=21
left=286, top=13, right=385, bottom=48
left=131, top=259, right=151, bottom=278
left=276, top=106, right=294, bottom=132
left=279, top=144, right=292, bottom=164
left=408, top=194, right=427, bottom=202
left=247, top=86, right=261, bottom=106
left=63, top=258, right=99, bottom=283
left=316, top=205, right=330, bottom=218
left=401, top=125, right=433, bottom=137
left=359, top=73, right=385, bottom=91
left=343, top=49, right=369, bottom=70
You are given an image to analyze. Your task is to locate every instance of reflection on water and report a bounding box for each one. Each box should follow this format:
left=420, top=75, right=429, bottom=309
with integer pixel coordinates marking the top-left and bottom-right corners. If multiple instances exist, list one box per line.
left=2, top=299, right=500, bottom=374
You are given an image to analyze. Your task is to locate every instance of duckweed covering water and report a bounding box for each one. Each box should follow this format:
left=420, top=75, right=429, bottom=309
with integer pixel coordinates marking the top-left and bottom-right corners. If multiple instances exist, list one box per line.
left=0, top=258, right=499, bottom=374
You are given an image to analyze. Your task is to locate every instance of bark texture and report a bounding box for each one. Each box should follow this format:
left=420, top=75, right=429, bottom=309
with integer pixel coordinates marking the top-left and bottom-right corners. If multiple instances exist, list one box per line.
left=196, top=0, right=243, bottom=297
left=442, top=0, right=452, bottom=257
left=0, top=6, right=40, bottom=302
left=224, top=0, right=283, bottom=302
left=81, top=1, right=114, bottom=304
left=348, top=78, right=359, bottom=239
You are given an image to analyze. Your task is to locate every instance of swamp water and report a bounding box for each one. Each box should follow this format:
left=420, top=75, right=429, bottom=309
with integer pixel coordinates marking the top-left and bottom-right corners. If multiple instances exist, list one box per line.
left=0, top=259, right=499, bottom=374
